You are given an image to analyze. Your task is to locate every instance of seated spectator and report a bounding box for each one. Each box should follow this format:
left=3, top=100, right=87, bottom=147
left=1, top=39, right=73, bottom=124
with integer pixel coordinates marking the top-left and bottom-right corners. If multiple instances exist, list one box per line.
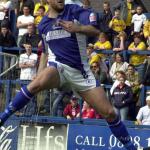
left=128, top=33, right=147, bottom=82
left=143, top=19, right=150, bottom=50
left=94, top=32, right=112, bottom=51
left=93, top=32, right=112, bottom=60
left=89, top=54, right=109, bottom=76
left=126, top=64, right=140, bottom=98
left=63, top=95, right=80, bottom=120
left=109, top=9, right=126, bottom=37
left=90, top=61, right=109, bottom=84
left=0, top=0, right=12, bottom=28
left=19, top=24, right=41, bottom=48
left=19, top=0, right=34, bottom=15
left=131, top=6, right=146, bottom=34
left=126, top=64, right=141, bottom=120
left=86, top=43, right=94, bottom=61
left=34, top=6, right=45, bottom=28
left=109, top=53, right=129, bottom=81
left=82, top=101, right=96, bottom=119
left=136, top=95, right=150, bottom=125
left=111, top=76, right=133, bottom=121
left=0, top=23, right=16, bottom=47
left=113, top=31, right=128, bottom=51
left=19, top=42, right=38, bottom=80
left=33, top=0, right=48, bottom=17
left=17, top=4, right=34, bottom=46
left=110, top=70, right=130, bottom=95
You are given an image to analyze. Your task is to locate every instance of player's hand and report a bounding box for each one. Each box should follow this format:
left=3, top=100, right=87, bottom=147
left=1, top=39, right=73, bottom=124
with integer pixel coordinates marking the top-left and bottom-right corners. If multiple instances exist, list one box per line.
left=59, top=20, right=81, bottom=33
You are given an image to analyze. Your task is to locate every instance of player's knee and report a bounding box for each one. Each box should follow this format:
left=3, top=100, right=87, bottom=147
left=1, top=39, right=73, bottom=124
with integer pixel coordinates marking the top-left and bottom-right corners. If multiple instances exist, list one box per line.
left=103, top=107, right=116, bottom=120
left=27, top=82, right=43, bottom=94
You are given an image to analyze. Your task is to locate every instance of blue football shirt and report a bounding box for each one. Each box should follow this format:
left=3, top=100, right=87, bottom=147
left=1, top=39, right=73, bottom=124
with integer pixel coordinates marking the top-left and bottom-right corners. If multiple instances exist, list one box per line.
left=38, top=4, right=98, bottom=74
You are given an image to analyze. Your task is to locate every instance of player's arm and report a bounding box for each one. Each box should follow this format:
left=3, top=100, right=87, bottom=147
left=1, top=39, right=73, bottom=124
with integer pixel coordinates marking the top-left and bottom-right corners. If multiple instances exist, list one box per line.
left=59, top=20, right=99, bottom=37
left=37, top=52, right=47, bottom=73
left=37, top=36, right=48, bottom=74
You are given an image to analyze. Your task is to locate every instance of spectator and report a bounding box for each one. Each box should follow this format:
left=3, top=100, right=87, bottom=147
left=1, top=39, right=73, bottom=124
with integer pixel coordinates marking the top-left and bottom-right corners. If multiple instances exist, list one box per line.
left=109, top=53, right=129, bottom=81
left=110, top=70, right=130, bottom=95
left=63, top=95, right=80, bottom=120
left=18, top=42, right=38, bottom=116
left=126, top=64, right=140, bottom=98
left=0, top=23, right=17, bottom=78
left=143, top=20, right=150, bottom=50
left=89, top=54, right=109, bottom=76
left=33, top=0, right=48, bottom=17
left=109, top=9, right=126, bottom=36
left=93, top=32, right=112, bottom=60
left=19, top=0, right=34, bottom=15
left=99, top=1, right=112, bottom=40
left=128, top=33, right=147, bottom=82
left=113, top=0, right=137, bottom=39
left=0, top=0, right=12, bottom=28
left=0, top=23, right=16, bottom=47
left=131, top=6, right=146, bottom=34
left=11, top=0, right=19, bottom=16
left=86, top=43, right=94, bottom=61
left=34, top=6, right=45, bottom=28
left=16, top=4, right=34, bottom=46
left=90, top=61, right=108, bottom=84
left=19, top=24, right=41, bottom=48
left=111, top=76, right=133, bottom=121
left=113, top=31, right=128, bottom=51
left=19, top=42, right=37, bottom=80
left=126, top=64, right=141, bottom=120
left=82, top=101, right=96, bottom=119
left=136, top=95, right=150, bottom=125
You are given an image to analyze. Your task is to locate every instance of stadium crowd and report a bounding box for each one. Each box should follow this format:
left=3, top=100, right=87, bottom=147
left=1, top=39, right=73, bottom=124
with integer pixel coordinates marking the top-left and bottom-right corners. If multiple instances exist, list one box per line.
left=0, top=0, right=150, bottom=125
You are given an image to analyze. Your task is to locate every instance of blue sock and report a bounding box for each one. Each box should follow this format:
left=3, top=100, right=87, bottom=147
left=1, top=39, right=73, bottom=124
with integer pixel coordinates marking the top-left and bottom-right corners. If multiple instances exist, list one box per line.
left=107, top=116, right=136, bottom=150
left=0, top=86, right=34, bottom=124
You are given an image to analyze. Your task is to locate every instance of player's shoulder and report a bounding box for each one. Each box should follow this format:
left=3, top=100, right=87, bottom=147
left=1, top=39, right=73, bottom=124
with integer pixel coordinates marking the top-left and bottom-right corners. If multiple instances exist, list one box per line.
left=38, top=15, right=49, bottom=32
left=65, top=4, right=92, bottom=14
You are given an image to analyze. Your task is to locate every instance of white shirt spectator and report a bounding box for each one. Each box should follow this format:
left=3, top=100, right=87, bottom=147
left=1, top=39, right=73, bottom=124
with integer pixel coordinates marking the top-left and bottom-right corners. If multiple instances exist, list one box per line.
left=109, top=62, right=129, bottom=81
left=65, top=0, right=83, bottom=6
left=136, top=105, right=150, bottom=125
left=0, top=1, right=12, bottom=20
left=17, top=15, right=34, bottom=36
left=19, top=53, right=37, bottom=80
left=131, top=14, right=147, bottom=32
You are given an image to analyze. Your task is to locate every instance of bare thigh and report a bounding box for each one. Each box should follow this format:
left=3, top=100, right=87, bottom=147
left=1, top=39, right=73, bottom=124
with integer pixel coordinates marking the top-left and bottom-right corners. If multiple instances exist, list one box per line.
left=79, top=87, right=116, bottom=119
left=27, top=67, right=60, bottom=94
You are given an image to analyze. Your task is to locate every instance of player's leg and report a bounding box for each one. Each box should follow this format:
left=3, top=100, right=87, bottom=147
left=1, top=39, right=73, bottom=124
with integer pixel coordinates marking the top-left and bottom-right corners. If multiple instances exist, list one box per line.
left=0, top=67, right=60, bottom=125
left=79, top=87, right=137, bottom=150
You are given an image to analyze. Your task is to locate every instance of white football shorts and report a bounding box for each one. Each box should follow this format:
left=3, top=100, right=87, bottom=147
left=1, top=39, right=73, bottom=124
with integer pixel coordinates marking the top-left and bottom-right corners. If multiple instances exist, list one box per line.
left=48, top=61, right=100, bottom=92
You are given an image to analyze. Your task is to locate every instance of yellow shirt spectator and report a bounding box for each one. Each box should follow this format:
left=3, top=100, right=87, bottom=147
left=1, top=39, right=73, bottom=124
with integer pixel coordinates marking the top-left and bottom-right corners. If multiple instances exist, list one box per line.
left=143, top=20, right=150, bottom=38
left=109, top=18, right=126, bottom=33
left=128, top=41, right=146, bottom=66
left=34, top=3, right=49, bottom=16
left=34, top=16, right=43, bottom=26
left=94, top=40, right=112, bottom=59
left=94, top=41, right=112, bottom=50
left=125, top=2, right=132, bottom=26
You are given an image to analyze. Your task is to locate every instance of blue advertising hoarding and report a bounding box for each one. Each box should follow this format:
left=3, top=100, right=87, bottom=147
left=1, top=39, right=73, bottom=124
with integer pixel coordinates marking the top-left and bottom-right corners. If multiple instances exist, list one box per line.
left=0, top=119, right=20, bottom=150
left=67, top=124, right=150, bottom=150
